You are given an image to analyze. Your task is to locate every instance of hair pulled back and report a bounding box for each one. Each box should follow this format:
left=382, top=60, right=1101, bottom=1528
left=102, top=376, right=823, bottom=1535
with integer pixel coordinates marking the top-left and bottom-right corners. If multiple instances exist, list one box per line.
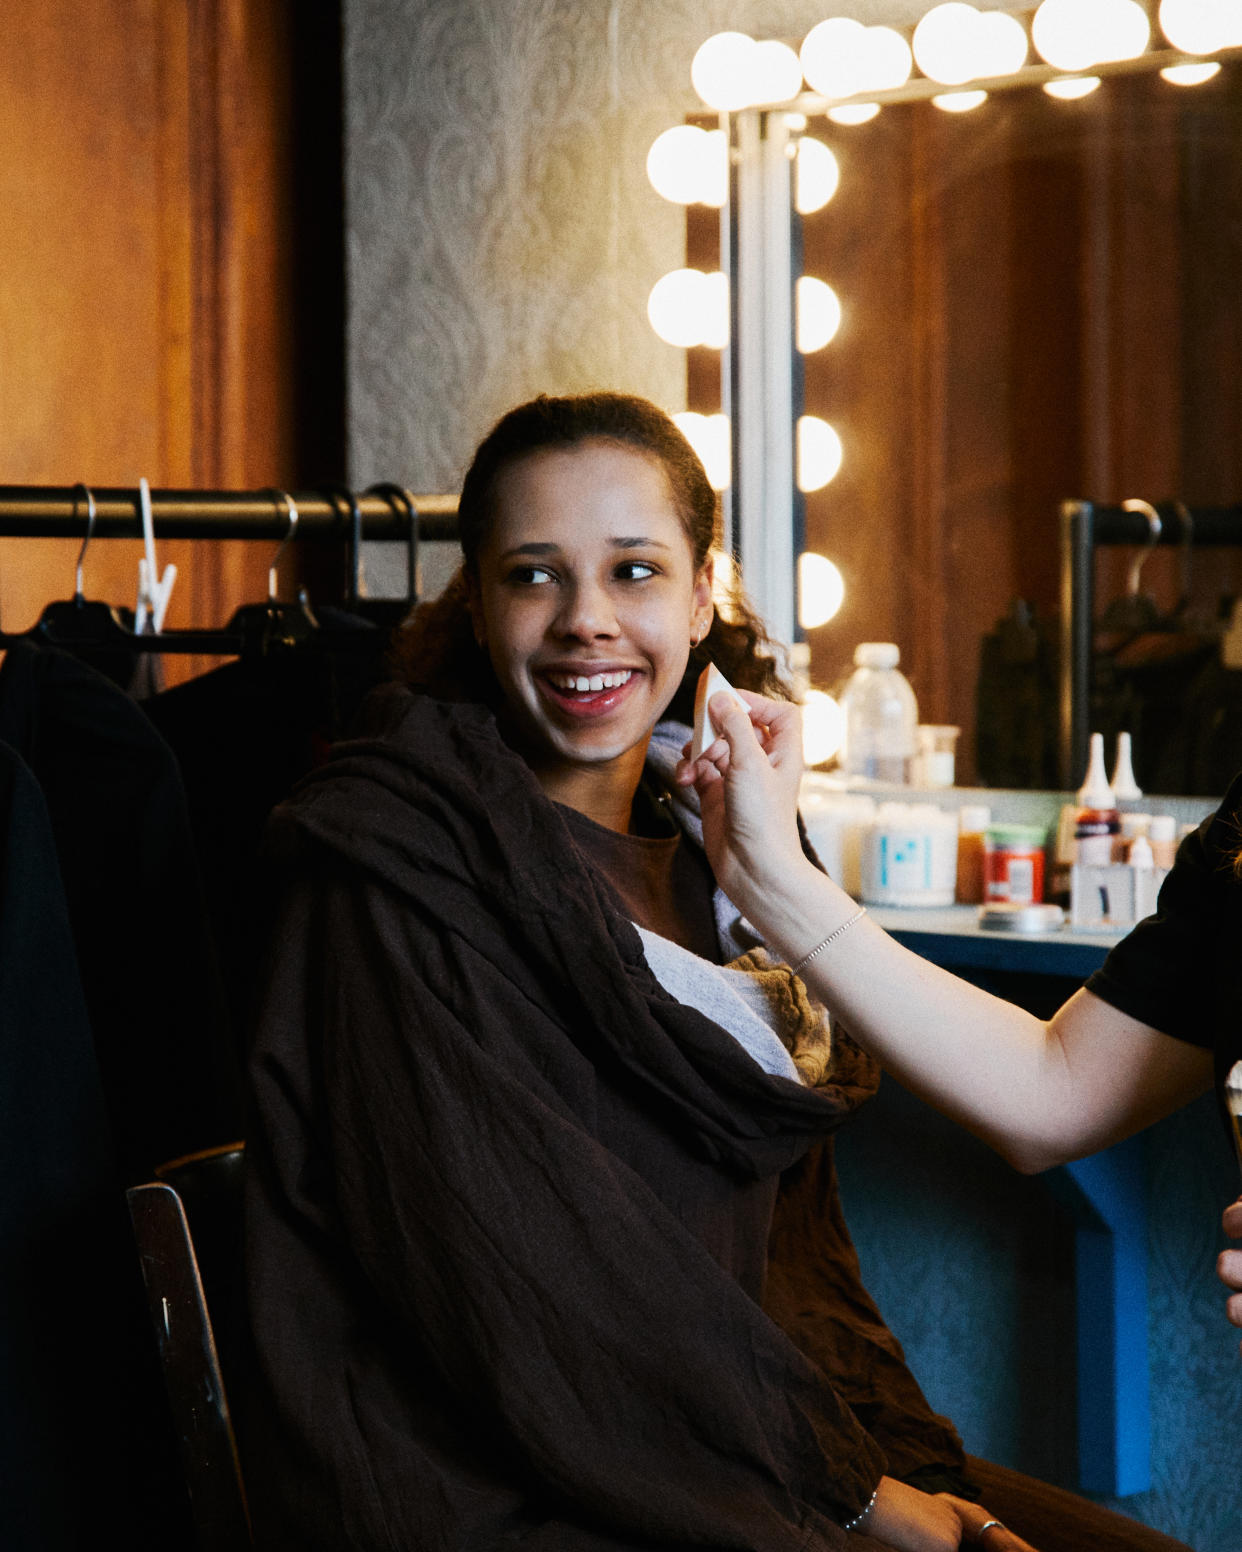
left=390, top=391, right=792, bottom=719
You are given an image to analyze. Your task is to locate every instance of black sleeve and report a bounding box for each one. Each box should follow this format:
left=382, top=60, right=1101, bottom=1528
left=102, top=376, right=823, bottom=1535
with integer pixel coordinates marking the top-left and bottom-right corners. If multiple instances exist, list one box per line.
left=1084, top=775, right=1242, bottom=1048
left=249, top=869, right=886, bottom=1551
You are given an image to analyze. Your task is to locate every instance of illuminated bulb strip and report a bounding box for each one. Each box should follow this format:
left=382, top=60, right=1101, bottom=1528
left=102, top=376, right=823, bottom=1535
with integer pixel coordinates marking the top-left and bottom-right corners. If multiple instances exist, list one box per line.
left=672, top=412, right=731, bottom=491
left=798, top=552, right=846, bottom=628
left=1160, top=0, right=1242, bottom=54
left=795, top=138, right=840, bottom=214
left=1160, top=60, right=1222, bottom=85
left=828, top=103, right=881, bottom=126
left=933, top=89, right=989, bottom=111
left=803, top=690, right=846, bottom=766
left=797, top=417, right=843, bottom=492
left=648, top=270, right=728, bottom=349
left=1044, top=75, right=1102, bottom=98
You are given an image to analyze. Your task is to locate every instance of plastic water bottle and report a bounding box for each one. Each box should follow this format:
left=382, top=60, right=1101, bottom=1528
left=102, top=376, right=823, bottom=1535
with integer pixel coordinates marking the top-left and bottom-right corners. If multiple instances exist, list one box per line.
left=839, top=643, right=919, bottom=783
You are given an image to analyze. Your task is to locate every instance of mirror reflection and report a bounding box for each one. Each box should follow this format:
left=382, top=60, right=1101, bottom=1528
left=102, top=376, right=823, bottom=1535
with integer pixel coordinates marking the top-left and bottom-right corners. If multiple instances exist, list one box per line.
left=687, top=59, right=1242, bottom=792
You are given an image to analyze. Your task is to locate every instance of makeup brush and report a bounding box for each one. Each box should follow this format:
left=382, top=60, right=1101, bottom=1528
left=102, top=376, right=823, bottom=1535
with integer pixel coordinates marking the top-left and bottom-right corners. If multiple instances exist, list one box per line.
left=1226, top=1061, right=1242, bottom=1184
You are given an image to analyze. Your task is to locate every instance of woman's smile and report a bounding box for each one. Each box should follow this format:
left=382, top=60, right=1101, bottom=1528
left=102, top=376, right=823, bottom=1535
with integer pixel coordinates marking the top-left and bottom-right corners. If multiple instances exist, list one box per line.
left=536, top=664, right=639, bottom=719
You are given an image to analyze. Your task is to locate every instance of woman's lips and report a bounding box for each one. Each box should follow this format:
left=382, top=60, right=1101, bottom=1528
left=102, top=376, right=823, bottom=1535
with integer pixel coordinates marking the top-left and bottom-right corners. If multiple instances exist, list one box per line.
left=536, top=668, right=640, bottom=721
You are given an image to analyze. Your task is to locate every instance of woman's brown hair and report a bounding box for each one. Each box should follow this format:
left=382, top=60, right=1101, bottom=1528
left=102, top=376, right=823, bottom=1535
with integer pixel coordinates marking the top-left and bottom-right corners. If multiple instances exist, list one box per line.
left=390, top=392, right=793, bottom=720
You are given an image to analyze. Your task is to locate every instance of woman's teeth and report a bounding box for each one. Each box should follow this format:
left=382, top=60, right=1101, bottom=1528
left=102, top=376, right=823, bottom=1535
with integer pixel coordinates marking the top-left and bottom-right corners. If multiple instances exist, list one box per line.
left=547, top=669, right=633, bottom=693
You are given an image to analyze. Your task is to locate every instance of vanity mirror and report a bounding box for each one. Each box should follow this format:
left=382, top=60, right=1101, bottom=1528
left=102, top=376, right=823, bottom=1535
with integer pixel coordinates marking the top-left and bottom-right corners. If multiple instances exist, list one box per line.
left=659, top=9, right=1242, bottom=792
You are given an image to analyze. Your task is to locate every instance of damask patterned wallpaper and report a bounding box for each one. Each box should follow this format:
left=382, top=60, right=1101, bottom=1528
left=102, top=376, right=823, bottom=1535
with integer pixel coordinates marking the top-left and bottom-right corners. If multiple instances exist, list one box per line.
left=343, top=0, right=940, bottom=496
left=342, top=6, right=1239, bottom=1549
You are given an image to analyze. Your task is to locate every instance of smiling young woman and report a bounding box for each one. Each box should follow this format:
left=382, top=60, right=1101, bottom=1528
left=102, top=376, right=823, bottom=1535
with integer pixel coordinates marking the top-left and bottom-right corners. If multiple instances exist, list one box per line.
left=463, top=438, right=714, bottom=827
left=236, top=395, right=1185, bottom=1552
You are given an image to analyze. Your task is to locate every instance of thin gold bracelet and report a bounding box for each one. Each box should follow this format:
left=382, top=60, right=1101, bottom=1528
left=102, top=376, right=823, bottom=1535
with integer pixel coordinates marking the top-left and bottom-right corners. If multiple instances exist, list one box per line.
left=790, top=907, right=867, bottom=976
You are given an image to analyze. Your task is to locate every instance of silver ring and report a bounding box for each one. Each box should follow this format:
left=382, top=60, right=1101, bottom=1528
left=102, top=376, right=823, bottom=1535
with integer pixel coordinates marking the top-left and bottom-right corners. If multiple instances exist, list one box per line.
left=977, top=1522, right=1004, bottom=1540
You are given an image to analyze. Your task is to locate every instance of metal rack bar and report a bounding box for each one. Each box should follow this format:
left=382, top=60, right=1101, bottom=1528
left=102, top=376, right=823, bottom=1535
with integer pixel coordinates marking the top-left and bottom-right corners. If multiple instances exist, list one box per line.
left=1059, top=500, right=1242, bottom=788
left=0, top=486, right=459, bottom=542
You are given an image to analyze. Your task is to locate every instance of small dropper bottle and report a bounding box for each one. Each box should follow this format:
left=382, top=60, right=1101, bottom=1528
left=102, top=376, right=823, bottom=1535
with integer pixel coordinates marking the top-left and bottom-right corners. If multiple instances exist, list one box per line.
left=1075, top=733, right=1120, bottom=866
left=1111, top=732, right=1143, bottom=804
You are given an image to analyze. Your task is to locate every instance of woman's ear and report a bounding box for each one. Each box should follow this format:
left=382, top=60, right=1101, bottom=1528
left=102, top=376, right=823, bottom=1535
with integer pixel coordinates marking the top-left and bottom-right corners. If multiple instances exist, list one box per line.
left=691, top=554, right=714, bottom=645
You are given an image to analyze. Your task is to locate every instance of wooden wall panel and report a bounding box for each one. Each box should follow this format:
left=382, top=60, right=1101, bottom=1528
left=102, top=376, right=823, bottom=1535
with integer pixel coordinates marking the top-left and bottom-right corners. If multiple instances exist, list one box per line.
left=0, top=0, right=311, bottom=651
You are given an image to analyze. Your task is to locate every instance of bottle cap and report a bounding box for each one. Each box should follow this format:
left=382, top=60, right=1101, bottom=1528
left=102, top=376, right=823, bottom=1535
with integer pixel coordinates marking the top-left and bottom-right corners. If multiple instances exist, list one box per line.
left=985, top=824, right=1048, bottom=847
left=1110, top=731, right=1143, bottom=801
left=1076, top=732, right=1115, bottom=810
left=1119, top=813, right=1152, bottom=837
left=1148, top=814, right=1176, bottom=842
left=958, top=804, right=991, bottom=833
left=1128, top=835, right=1154, bottom=867
left=854, top=642, right=900, bottom=669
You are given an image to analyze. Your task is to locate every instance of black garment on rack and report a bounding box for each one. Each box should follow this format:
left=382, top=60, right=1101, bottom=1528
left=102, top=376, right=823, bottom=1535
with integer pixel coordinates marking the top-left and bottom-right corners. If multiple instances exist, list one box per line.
left=0, top=741, right=192, bottom=1550
left=0, top=640, right=238, bottom=1179
left=975, top=601, right=1060, bottom=788
left=1090, top=631, right=1242, bottom=796
left=144, top=608, right=393, bottom=1044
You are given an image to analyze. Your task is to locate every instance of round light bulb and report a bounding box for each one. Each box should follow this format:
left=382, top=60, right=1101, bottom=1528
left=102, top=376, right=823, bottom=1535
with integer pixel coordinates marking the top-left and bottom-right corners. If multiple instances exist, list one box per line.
left=1160, top=0, right=1229, bottom=53
left=828, top=102, right=882, bottom=126
left=647, top=270, right=729, bottom=349
left=751, top=39, right=804, bottom=104
left=932, top=89, right=989, bottom=112
left=801, top=17, right=868, bottom=99
left=797, top=416, right=843, bottom=492
left=913, top=3, right=985, bottom=86
left=647, top=126, right=711, bottom=206
left=691, top=32, right=758, bottom=111
left=970, top=10, right=1029, bottom=77
left=1160, top=60, right=1223, bottom=84
left=1097, top=0, right=1151, bottom=63
left=795, top=137, right=840, bottom=214
left=1043, top=74, right=1103, bottom=98
left=673, top=411, right=731, bottom=491
left=857, top=26, right=913, bottom=92
left=1032, top=0, right=1115, bottom=71
left=796, top=276, right=842, bottom=353
left=798, top=552, right=846, bottom=628
left=802, top=689, right=846, bottom=766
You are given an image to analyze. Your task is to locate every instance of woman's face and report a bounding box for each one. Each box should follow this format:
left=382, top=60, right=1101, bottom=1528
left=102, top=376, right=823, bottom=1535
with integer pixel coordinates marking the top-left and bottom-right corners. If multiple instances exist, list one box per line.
left=470, top=440, right=713, bottom=778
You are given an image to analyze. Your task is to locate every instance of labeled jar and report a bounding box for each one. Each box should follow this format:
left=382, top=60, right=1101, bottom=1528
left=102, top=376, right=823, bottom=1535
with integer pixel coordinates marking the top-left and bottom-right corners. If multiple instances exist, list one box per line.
left=984, top=824, right=1047, bottom=905
left=860, top=803, right=957, bottom=907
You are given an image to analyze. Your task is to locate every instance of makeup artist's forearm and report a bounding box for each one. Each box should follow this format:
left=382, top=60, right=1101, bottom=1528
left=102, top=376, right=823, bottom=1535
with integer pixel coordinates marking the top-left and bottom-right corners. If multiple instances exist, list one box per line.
left=750, top=859, right=1205, bottom=1172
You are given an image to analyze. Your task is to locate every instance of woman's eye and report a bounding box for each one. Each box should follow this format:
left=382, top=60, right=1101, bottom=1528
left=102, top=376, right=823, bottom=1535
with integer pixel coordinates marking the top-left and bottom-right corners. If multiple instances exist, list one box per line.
left=508, top=565, right=557, bottom=586
left=616, top=560, right=658, bottom=582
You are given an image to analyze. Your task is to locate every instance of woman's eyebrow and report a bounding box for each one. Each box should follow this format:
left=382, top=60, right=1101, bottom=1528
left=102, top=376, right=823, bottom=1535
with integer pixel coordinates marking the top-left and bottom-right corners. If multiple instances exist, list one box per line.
left=498, top=541, right=560, bottom=561
left=613, top=537, right=672, bottom=550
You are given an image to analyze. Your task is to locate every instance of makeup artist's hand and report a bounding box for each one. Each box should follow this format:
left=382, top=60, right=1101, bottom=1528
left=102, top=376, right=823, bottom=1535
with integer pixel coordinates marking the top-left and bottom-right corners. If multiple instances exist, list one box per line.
left=859, top=1477, right=1040, bottom=1550
left=1218, top=1197, right=1242, bottom=1352
left=674, top=688, right=808, bottom=910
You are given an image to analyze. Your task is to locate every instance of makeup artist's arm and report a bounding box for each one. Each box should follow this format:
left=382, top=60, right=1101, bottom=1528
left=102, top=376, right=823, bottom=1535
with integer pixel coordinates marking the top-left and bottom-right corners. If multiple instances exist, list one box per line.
left=1221, top=1200, right=1242, bottom=1353
left=677, top=691, right=1212, bottom=1175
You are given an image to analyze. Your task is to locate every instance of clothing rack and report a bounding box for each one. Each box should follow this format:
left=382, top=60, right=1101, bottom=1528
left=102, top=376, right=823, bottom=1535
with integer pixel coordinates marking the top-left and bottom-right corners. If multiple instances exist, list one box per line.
left=1059, top=499, right=1242, bottom=789
left=0, top=483, right=461, bottom=654
left=0, top=485, right=459, bottom=540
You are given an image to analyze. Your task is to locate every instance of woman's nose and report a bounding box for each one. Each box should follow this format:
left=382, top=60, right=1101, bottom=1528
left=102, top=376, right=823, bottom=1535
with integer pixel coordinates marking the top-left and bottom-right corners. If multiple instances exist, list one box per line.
left=553, top=580, right=619, bottom=640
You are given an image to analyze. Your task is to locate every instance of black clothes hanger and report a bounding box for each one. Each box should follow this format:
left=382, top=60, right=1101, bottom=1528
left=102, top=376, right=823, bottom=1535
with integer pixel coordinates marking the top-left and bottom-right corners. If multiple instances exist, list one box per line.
left=320, top=483, right=421, bottom=631
left=1095, top=498, right=1163, bottom=641
left=220, top=491, right=321, bottom=657
left=0, top=484, right=136, bottom=649
left=365, top=483, right=420, bottom=605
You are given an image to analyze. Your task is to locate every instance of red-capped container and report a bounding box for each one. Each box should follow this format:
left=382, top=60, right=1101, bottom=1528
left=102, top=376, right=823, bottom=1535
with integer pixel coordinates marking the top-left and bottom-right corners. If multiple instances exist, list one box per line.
left=984, top=824, right=1047, bottom=906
